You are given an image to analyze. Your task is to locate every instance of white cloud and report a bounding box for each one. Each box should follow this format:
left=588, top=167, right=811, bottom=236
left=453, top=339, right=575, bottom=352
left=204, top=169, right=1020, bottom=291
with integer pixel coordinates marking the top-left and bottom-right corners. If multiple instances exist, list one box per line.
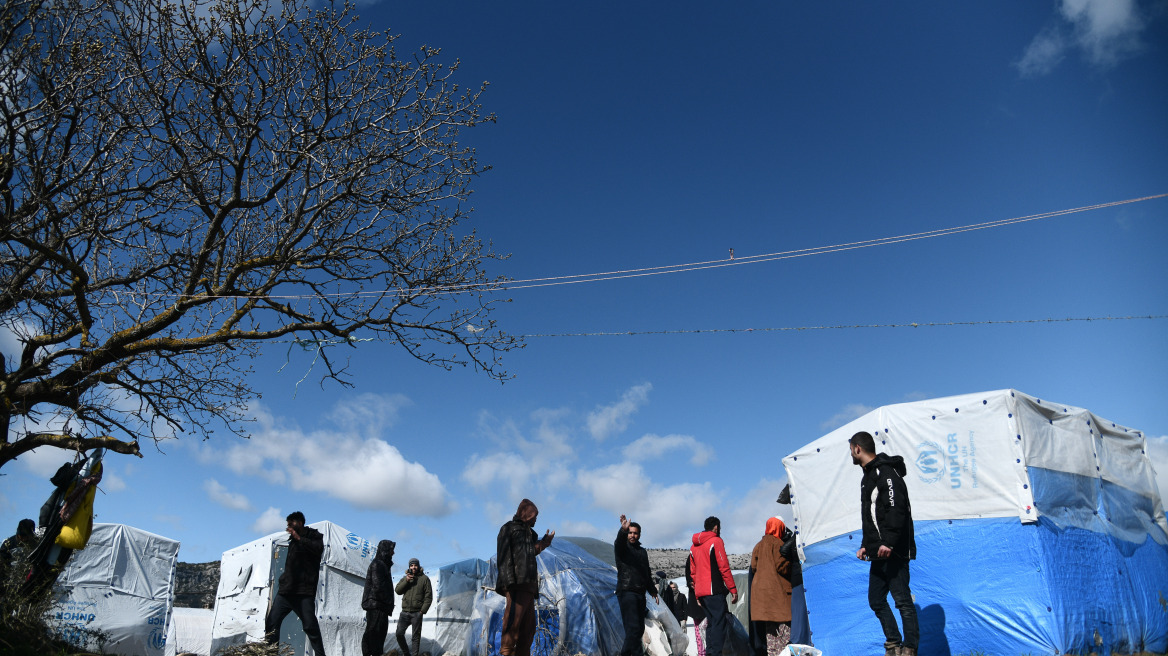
left=462, top=409, right=578, bottom=503
left=101, top=472, right=126, bottom=493
left=17, top=446, right=72, bottom=477
left=1016, top=0, right=1146, bottom=77
left=819, top=403, right=874, bottom=433
left=154, top=514, right=185, bottom=531
left=622, top=434, right=715, bottom=466
left=1016, top=24, right=1068, bottom=78
left=558, top=519, right=602, bottom=539
left=252, top=507, right=285, bottom=534
left=722, top=478, right=791, bottom=554
left=587, top=383, right=652, bottom=441
left=575, top=462, right=722, bottom=546
left=203, top=479, right=253, bottom=512
left=1145, top=434, right=1168, bottom=502
left=209, top=396, right=454, bottom=516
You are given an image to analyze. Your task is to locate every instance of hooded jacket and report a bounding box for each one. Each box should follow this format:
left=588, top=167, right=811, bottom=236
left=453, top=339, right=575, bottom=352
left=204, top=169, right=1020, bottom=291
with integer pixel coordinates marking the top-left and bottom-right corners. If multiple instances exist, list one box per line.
left=496, top=500, right=542, bottom=593
left=614, top=526, right=658, bottom=596
left=749, top=517, right=792, bottom=623
left=687, top=530, right=736, bottom=598
left=859, top=452, right=916, bottom=559
left=362, top=540, right=395, bottom=613
left=277, top=525, right=325, bottom=596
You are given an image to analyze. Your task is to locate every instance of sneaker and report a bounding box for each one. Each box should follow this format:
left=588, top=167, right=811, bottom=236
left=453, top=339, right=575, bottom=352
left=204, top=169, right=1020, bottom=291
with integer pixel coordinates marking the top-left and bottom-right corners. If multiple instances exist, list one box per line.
left=883, top=641, right=901, bottom=656
left=900, top=648, right=917, bottom=656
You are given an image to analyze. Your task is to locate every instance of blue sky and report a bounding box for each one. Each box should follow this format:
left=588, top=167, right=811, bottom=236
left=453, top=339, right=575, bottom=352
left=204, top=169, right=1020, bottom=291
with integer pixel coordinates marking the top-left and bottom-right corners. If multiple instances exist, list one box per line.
left=3, top=0, right=1167, bottom=568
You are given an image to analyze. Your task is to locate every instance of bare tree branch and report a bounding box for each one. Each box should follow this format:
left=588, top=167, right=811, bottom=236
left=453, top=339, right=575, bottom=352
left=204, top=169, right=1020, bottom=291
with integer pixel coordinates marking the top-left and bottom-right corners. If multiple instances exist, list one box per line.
left=0, top=0, right=520, bottom=468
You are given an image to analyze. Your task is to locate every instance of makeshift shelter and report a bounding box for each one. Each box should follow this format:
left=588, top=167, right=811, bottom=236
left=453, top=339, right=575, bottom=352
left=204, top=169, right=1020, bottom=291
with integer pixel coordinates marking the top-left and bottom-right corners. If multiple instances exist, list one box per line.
left=165, top=607, right=213, bottom=656
left=51, top=523, right=180, bottom=656
left=465, top=539, right=687, bottom=656
left=782, top=389, right=1168, bottom=656
left=209, top=521, right=379, bottom=656
left=436, top=557, right=492, bottom=655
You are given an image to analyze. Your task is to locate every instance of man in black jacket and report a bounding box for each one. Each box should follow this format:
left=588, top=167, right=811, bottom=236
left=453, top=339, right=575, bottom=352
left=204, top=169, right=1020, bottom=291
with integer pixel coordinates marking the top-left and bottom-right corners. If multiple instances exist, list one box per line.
left=615, top=514, right=659, bottom=656
left=265, top=511, right=327, bottom=656
left=496, top=498, right=554, bottom=656
left=361, top=540, right=395, bottom=656
left=850, top=431, right=919, bottom=656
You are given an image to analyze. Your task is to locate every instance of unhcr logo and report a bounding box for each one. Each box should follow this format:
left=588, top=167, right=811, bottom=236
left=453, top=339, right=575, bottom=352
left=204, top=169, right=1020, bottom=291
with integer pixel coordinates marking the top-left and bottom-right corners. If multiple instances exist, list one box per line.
left=149, top=626, right=166, bottom=651
left=915, top=441, right=944, bottom=484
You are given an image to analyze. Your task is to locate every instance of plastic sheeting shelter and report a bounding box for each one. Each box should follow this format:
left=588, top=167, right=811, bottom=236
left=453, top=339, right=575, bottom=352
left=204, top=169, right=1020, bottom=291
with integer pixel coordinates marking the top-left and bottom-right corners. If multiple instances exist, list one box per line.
left=209, top=521, right=379, bottom=656
left=52, top=523, right=180, bottom=656
left=436, top=557, right=492, bottom=655
left=782, top=389, right=1168, bottom=656
left=165, top=607, right=213, bottom=656
left=465, top=539, right=687, bottom=656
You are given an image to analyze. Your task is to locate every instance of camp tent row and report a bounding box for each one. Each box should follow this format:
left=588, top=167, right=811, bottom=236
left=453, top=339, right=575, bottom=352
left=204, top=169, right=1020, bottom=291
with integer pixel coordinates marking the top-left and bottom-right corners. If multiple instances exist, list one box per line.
left=46, top=388, right=1167, bottom=656
left=783, top=389, right=1168, bottom=656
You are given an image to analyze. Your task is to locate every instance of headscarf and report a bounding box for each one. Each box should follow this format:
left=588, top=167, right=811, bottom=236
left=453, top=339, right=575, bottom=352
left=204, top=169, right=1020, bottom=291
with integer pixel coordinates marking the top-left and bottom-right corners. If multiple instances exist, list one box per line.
left=765, top=516, right=786, bottom=538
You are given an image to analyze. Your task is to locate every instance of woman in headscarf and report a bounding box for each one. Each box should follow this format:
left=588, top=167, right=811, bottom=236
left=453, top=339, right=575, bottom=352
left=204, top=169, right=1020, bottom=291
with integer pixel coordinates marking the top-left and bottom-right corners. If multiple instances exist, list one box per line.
left=749, top=517, right=793, bottom=656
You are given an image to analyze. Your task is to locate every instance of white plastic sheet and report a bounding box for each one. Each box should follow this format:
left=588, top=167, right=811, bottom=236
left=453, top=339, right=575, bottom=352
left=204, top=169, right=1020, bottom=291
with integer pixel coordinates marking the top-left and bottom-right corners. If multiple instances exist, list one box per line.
left=53, top=523, right=179, bottom=656
left=781, top=389, right=1167, bottom=554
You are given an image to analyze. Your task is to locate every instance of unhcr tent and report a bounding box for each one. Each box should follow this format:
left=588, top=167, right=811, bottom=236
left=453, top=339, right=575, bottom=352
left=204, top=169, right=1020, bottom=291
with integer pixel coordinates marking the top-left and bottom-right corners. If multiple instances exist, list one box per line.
left=165, top=607, right=213, bottom=656
left=52, top=523, right=180, bottom=656
left=782, top=389, right=1168, bottom=656
left=467, top=539, right=687, bottom=656
left=210, top=521, right=379, bottom=656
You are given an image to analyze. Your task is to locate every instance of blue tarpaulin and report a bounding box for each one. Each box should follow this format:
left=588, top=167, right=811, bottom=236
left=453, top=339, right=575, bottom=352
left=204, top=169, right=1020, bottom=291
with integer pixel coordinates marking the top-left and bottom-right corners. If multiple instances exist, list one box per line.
left=784, top=390, right=1168, bottom=656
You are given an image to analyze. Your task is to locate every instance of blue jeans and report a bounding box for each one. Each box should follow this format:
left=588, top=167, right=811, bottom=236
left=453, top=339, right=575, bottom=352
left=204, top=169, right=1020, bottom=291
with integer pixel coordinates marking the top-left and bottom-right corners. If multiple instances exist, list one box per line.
left=700, top=594, right=729, bottom=656
left=617, top=590, right=647, bottom=656
left=868, top=556, right=918, bottom=650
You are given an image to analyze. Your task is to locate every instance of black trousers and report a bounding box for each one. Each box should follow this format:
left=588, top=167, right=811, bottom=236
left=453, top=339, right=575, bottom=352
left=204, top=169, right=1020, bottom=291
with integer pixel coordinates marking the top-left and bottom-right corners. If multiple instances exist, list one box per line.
left=266, top=593, right=327, bottom=656
left=868, top=556, right=919, bottom=650
left=362, top=610, right=389, bottom=656
left=617, top=590, right=647, bottom=656
left=700, top=594, right=730, bottom=656
left=396, top=610, right=424, bottom=656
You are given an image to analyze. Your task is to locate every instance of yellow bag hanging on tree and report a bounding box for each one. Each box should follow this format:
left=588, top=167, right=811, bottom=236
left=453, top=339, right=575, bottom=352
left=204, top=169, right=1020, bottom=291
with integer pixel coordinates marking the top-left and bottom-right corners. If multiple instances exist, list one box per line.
left=55, top=463, right=101, bottom=550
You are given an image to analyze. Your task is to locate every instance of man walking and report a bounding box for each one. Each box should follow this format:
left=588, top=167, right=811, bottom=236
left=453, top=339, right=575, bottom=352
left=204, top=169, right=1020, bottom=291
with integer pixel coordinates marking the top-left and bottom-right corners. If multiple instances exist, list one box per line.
left=688, top=517, right=737, bottom=656
left=361, top=540, right=395, bottom=656
left=265, top=511, right=327, bottom=656
left=495, top=498, right=555, bottom=656
left=850, top=431, right=919, bottom=656
left=395, top=557, right=433, bottom=656
left=614, top=514, right=659, bottom=656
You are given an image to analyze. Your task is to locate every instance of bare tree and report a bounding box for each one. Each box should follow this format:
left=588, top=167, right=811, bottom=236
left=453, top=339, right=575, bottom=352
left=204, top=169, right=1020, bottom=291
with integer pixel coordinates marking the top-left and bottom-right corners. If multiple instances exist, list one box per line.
left=0, top=0, right=519, bottom=468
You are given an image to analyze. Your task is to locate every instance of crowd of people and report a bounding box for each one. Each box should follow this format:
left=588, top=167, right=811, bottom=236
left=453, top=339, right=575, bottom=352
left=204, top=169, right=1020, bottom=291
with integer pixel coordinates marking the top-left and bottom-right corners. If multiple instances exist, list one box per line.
left=492, top=430, right=919, bottom=656
left=2, top=431, right=918, bottom=656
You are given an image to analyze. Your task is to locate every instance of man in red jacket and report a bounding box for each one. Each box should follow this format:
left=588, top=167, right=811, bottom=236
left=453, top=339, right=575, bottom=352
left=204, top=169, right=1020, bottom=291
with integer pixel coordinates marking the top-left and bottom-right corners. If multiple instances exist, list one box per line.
left=688, top=516, right=738, bottom=656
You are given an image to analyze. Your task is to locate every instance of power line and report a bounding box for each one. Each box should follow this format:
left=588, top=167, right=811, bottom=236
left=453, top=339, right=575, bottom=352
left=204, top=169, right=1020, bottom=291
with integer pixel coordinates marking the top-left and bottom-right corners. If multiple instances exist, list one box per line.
left=262, top=314, right=1166, bottom=343
left=127, top=192, right=1166, bottom=301
left=515, top=314, right=1168, bottom=338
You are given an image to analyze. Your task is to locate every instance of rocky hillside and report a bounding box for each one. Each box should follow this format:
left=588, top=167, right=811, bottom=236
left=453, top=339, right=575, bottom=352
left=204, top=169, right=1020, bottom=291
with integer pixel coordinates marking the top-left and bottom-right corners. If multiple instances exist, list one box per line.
left=173, top=549, right=749, bottom=608
left=647, top=548, right=751, bottom=581
left=174, top=561, right=219, bottom=609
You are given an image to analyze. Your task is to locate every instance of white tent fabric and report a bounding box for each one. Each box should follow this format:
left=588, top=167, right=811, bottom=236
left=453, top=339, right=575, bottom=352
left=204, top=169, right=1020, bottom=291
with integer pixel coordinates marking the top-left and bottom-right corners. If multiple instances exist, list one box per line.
left=164, top=607, right=214, bottom=656
left=53, top=523, right=180, bottom=656
left=782, top=389, right=1168, bottom=656
left=209, top=520, right=380, bottom=656
left=783, top=389, right=1166, bottom=552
